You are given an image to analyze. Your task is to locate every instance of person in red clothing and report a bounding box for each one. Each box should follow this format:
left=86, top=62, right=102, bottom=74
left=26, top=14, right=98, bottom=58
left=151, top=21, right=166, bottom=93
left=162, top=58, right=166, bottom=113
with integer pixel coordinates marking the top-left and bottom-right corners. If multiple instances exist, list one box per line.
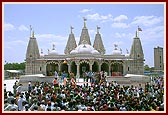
left=53, top=78, right=58, bottom=87
left=71, top=77, right=76, bottom=88
left=63, top=77, right=67, bottom=87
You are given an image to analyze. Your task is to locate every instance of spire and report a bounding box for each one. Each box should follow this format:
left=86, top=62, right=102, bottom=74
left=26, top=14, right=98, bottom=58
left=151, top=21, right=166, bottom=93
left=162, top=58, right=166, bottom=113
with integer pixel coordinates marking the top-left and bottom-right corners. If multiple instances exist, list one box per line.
left=130, top=30, right=144, bottom=59
left=25, top=30, right=40, bottom=75
left=78, top=17, right=91, bottom=45
left=26, top=31, right=40, bottom=59
left=93, top=26, right=105, bottom=54
left=64, top=26, right=77, bottom=54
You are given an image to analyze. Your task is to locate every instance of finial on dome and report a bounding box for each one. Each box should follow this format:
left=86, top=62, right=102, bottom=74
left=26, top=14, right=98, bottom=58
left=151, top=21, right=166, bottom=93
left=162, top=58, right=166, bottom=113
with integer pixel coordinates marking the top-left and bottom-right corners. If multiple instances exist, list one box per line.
left=41, top=49, right=43, bottom=54
left=48, top=49, right=50, bottom=54
left=126, top=48, right=129, bottom=54
left=52, top=44, right=55, bottom=50
left=120, top=48, right=122, bottom=54
left=83, top=17, right=87, bottom=28
left=114, top=44, right=118, bottom=50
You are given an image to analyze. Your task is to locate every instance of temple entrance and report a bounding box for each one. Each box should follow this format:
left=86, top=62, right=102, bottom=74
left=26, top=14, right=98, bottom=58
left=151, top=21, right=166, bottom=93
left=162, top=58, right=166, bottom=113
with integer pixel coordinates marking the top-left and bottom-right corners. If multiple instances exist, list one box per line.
left=111, top=61, right=123, bottom=76
left=80, top=62, right=89, bottom=77
left=92, top=61, right=99, bottom=72
left=101, top=62, right=109, bottom=75
left=61, top=63, right=68, bottom=73
left=71, top=61, right=77, bottom=76
left=46, top=63, right=59, bottom=76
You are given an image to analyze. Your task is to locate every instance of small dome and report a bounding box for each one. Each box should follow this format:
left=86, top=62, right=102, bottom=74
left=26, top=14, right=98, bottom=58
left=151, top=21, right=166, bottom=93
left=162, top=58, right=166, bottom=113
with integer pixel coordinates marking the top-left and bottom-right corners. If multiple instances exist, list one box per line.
left=49, top=49, right=58, bottom=55
left=112, top=49, right=121, bottom=55
left=125, top=53, right=130, bottom=57
left=112, top=44, right=121, bottom=55
left=40, top=49, right=44, bottom=57
left=125, top=49, right=129, bottom=57
left=48, top=44, right=58, bottom=55
left=92, top=50, right=100, bottom=54
left=70, top=49, right=78, bottom=54
left=40, top=53, right=44, bottom=57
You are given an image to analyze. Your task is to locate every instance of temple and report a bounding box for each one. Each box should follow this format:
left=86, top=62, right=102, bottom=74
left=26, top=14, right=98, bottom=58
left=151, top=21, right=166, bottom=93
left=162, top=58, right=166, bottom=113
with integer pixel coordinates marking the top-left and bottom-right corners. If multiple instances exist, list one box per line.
left=25, top=18, right=144, bottom=77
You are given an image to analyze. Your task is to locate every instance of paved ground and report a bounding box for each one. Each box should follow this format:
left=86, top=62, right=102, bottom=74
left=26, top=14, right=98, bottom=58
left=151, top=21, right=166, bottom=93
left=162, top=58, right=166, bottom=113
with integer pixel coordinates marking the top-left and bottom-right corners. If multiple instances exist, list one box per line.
left=4, top=78, right=91, bottom=93
left=4, top=77, right=147, bottom=93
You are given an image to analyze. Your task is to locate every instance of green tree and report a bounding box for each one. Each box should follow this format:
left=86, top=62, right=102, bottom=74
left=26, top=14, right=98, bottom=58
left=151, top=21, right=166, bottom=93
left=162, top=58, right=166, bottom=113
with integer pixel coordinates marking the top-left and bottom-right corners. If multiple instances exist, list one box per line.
left=144, top=65, right=154, bottom=72
left=144, top=64, right=150, bottom=71
left=4, top=62, right=25, bottom=70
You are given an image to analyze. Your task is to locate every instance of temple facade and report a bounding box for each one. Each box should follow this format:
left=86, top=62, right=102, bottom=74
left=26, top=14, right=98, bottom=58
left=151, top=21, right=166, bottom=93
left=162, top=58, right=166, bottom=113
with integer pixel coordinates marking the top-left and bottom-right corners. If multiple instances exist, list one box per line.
left=25, top=19, right=144, bottom=77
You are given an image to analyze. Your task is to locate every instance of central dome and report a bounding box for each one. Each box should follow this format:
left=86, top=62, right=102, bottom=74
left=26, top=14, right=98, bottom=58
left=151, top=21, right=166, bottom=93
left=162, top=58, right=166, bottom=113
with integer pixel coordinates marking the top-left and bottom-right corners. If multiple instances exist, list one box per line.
left=70, top=41, right=99, bottom=54
left=112, top=50, right=121, bottom=55
left=48, top=44, right=58, bottom=55
left=112, top=44, right=122, bottom=55
left=49, top=49, right=58, bottom=55
left=78, top=44, right=94, bottom=54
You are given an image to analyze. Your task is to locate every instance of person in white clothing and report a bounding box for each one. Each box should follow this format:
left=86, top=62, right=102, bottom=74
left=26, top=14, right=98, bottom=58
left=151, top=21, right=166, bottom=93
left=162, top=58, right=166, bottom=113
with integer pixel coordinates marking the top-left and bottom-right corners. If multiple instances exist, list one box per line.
left=4, top=99, right=18, bottom=111
left=17, top=94, right=26, bottom=111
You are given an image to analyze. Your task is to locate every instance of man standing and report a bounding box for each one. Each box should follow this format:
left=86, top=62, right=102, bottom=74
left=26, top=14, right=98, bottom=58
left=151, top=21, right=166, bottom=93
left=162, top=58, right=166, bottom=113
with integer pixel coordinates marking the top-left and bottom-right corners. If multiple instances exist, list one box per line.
left=17, top=94, right=26, bottom=111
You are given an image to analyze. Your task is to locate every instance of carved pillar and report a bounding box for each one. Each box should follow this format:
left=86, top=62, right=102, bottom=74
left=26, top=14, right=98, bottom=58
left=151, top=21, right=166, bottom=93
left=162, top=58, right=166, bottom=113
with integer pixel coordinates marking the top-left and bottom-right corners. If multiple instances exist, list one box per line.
left=67, top=61, right=71, bottom=73
left=58, top=61, right=61, bottom=72
left=89, top=60, right=94, bottom=71
left=98, top=60, right=102, bottom=72
left=75, top=60, right=80, bottom=79
left=43, top=62, right=47, bottom=75
left=109, top=63, right=111, bottom=76
left=123, top=61, right=126, bottom=75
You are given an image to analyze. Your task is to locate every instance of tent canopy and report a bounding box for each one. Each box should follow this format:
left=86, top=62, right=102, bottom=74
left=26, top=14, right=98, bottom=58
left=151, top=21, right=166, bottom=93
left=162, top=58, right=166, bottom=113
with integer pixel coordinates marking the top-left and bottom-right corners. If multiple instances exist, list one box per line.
left=6, top=70, right=21, bottom=73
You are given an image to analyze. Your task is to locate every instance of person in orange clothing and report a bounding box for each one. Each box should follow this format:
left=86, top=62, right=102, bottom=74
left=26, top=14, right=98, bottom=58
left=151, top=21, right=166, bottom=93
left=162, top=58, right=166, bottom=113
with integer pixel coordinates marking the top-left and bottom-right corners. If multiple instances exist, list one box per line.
left=63, top=77, right=67, bottom=87
left=71, top=77, right=76, bottom=88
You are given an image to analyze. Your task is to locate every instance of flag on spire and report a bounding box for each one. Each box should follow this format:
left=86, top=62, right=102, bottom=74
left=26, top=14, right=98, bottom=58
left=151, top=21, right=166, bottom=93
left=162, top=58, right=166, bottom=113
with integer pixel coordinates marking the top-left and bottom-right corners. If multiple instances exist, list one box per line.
left=138, top=26, right=142, bottom=31
left=97, top=26, right=100, bottom=30
left=30, top=25, right=32, bottom=30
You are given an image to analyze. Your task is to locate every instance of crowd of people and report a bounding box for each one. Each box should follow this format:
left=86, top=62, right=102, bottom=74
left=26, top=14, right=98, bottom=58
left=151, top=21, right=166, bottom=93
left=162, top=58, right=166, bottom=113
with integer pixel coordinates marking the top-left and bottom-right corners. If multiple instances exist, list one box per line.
left=4, top=71, right=164, bottom=111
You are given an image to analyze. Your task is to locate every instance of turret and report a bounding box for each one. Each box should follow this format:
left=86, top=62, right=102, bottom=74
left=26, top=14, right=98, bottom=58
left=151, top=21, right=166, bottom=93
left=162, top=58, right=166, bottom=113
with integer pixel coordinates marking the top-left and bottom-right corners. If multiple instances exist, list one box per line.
left=130, top=31, right=144, bottom=59
left=93, top=26, right=105, bottom=54
left=129, top=27, right=144, bottom=75
left=25, top=29, right=40, bottom=75
left=64, top=26, right=77, bottom=54
left=78, top=17, right=91, bottom=45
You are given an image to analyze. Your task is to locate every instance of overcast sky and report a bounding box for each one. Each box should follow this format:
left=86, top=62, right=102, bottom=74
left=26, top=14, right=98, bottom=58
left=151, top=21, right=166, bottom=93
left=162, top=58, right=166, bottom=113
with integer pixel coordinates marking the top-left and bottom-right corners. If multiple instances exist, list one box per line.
left=3, top=3, right=165, bottom=67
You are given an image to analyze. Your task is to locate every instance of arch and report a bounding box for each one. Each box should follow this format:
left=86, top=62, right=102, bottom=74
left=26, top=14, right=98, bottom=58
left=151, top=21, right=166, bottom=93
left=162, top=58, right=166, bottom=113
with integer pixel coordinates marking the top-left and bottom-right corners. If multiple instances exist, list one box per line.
left=80, top=62, right=89, bottom=76
left=101, top=62, right=109, bottom=75
left=111, top=61, right=123, bottom=77
left=79, top=60, right=90, bottom=65
left=92, top=61, right=99, bottom=72
left=46, top=60, right=59, bottom=65
left=61, top=63, right=68, bottom=73
left=46, top=63, right=59, bottom=76
left=71, top=61, right=77, bottom=76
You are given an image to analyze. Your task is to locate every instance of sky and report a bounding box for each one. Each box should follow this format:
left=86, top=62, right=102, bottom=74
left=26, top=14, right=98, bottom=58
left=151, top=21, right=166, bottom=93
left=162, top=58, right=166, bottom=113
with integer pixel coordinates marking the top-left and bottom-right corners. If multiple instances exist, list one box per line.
left=3, top=3, right=165, bottom=67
